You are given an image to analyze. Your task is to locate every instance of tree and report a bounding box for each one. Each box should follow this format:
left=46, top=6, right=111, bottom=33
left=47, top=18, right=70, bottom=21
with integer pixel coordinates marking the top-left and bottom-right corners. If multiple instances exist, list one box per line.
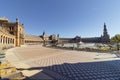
left=111, top=34, right=120, bottom=43
left=111, top=34, right=120, bottom=50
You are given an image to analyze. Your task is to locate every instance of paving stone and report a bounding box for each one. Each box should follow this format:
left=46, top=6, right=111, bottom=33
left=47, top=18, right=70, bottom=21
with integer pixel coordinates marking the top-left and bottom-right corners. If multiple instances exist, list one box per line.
left=23, top=49, right=120, bottom=80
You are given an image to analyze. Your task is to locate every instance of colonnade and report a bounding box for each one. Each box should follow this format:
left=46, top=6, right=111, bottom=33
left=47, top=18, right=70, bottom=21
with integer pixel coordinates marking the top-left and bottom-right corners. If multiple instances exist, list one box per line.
left=0, top=35, right=14, bottom=44
left=0, top=30, right=15, bottom=46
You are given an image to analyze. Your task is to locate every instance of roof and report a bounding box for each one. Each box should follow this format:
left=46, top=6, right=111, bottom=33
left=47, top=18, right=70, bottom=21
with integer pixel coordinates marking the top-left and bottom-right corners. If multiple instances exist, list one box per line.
left=24, top=34, right=43, bottom=41
left=0, top=17, right=9, bottom=21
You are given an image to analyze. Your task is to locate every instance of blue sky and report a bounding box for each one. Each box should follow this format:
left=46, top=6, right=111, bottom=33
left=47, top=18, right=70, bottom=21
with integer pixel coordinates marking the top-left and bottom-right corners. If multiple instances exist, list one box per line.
left=0, top=0, right=120, bottom=38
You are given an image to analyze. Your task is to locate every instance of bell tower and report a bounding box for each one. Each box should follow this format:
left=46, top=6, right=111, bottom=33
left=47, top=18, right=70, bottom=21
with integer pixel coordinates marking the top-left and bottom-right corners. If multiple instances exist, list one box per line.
left=103, top=23, right=108, bottom=36
left=15, top=18, right=24, bottom=46
left=101, top=23, right=110, bottom=43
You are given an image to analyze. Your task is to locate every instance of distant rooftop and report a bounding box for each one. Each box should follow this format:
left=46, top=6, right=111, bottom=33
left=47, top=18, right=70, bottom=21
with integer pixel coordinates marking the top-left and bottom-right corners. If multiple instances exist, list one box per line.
left=0, top=17, right=9, bottom=21
left=25, top=34, right=43, bottom=41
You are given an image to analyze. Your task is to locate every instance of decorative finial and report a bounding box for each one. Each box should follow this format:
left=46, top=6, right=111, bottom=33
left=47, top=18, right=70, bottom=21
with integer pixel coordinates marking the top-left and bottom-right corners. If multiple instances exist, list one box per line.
left=16, top=18, right=19, bottom=23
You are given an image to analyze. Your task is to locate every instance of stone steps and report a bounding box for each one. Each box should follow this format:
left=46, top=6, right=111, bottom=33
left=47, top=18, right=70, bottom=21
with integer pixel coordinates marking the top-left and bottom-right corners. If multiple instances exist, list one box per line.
left=0, top=61, right=26, bottom=80
left=2, top=72, right=25, bottom=80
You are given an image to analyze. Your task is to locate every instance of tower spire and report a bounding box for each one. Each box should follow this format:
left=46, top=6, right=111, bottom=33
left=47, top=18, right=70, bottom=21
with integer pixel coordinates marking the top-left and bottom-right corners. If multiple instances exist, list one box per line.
left=101, top=23, right=110, bottom=43
left=103, top=22, right=108, bottom=36
left=43, top=30, right=45, bottom=35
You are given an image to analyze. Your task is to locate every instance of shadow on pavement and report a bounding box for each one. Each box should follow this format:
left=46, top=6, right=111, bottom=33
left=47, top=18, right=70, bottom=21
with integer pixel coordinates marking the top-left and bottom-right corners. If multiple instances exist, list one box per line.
left=18, top=60, right=120, bottom=80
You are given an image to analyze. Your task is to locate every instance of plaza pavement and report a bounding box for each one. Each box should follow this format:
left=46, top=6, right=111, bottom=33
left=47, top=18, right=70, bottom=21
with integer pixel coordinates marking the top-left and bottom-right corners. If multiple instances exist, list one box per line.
left=5, top=45, right=120, bottom=80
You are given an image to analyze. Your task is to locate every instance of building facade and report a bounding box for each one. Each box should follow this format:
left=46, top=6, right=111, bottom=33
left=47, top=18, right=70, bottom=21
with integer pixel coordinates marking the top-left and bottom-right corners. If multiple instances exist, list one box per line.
left=81, top=23, right=110, bottom=43
left=0, top=17, right=43, bottom=47
left=0, top=17, right=110, bottom=48
left=58, top=23, right=110, bottom=44
left=0, top=17, right=24, bottom=47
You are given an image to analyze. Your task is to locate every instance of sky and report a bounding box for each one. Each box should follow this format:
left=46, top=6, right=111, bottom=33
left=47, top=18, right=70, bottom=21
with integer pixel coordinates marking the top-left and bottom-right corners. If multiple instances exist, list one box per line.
left=0, top=0, right=120, bottom=38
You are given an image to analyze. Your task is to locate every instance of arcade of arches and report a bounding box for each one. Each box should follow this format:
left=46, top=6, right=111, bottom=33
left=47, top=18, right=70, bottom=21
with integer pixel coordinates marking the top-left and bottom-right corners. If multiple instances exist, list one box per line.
left=0, top=28, right=15, bottom=47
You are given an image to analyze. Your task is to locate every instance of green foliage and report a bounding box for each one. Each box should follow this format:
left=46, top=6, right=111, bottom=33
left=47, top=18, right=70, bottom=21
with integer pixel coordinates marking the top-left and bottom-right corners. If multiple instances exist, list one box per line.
left=111, top=34, right=120, bottom=43
left=2, top=46, right=7, bottom=50
left=99, top=47, right=109, bottom=51
left=111, top=47, right=117, bottom=51
left=2, top=46, right=14, bottom=50
left=0, top=46, right=14, bottom=55
left=0, top=50, right=6, bottom=55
